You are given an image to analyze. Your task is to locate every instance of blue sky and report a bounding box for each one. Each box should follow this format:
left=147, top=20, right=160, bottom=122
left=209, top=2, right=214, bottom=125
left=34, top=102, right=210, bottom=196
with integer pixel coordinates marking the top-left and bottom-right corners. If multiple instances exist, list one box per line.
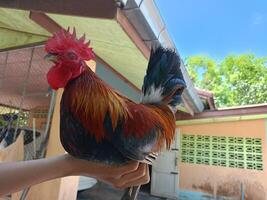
left=155, top=0, right=267, bottom=60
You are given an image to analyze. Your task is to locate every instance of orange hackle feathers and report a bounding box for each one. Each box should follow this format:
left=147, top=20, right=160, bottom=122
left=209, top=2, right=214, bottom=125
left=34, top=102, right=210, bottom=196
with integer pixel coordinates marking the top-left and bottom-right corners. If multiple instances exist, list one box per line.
left=64, top=68, right=129, bottom=142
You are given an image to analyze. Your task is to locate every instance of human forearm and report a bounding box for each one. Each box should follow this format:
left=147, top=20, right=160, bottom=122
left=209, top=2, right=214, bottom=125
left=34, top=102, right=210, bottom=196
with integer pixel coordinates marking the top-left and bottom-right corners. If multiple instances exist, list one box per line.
left=0, top=154, right=72, bottom=196
left=0, top=154, right=149, bottom=197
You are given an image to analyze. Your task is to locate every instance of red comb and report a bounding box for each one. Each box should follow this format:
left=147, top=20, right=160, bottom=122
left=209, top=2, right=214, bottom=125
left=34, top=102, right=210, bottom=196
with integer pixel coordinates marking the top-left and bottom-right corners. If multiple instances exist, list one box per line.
left=45, top=27, right=95, bottom=61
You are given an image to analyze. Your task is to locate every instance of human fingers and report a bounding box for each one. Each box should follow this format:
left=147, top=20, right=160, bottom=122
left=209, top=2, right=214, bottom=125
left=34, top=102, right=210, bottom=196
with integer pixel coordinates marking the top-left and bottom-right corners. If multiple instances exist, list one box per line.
left=112, top=163, right=149, bottom=189
left=123, top=164, right=149, bottom=188
left=111, top=161, right=139, bottom=178
left=122, top=164, right=150, bottom=188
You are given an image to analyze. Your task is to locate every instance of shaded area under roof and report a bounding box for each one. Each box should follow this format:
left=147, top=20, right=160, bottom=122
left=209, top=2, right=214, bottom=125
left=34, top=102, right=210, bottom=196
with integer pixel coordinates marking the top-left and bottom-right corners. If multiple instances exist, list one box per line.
left=0, top=1, right=204, bottom=114
left=0, top=8, right=147, bottom=88
left=0, top=46, right=51, bottom=110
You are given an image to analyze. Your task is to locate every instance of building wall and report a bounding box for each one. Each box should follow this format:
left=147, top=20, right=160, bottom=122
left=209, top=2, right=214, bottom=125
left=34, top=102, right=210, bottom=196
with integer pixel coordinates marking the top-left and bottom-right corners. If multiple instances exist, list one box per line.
left=178, top=119, right=267, bottom=200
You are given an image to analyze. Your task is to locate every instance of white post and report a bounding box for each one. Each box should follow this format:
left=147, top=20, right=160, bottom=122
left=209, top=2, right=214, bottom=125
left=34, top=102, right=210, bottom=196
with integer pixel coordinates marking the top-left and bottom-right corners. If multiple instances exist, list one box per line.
left=32, top=118, right=36, bottom=159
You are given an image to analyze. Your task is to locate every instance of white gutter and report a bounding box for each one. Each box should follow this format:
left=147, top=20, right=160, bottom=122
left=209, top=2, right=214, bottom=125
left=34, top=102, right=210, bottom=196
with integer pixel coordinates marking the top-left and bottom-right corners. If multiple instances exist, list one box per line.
left=176, top=113, right=267, bottom=126
left=120, top=0, right=204, bottom=113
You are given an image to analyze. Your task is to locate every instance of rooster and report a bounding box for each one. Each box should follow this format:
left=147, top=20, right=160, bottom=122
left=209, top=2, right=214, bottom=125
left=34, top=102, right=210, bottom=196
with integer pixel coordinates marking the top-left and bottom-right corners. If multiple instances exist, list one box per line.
left=44, top=28, right=186, bottom=200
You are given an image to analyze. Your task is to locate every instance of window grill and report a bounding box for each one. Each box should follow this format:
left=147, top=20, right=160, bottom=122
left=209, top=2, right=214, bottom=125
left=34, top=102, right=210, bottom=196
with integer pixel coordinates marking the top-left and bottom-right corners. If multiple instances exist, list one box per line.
left=181, top=134, right=263, bottom=171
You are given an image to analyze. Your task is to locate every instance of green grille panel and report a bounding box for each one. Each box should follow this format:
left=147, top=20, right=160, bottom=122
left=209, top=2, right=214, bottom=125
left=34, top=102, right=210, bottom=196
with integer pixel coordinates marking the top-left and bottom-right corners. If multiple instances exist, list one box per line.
left=181, top=134, right=263, bottom=171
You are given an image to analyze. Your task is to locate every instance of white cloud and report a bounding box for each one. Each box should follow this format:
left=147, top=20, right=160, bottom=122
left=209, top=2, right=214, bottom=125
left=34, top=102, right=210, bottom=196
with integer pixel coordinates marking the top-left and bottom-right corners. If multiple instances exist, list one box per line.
left=252, top=13, right=265, bottom=25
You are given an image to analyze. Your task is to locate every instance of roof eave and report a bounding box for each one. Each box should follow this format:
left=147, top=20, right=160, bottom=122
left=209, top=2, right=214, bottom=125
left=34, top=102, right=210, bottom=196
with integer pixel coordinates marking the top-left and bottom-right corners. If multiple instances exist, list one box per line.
left=176, top=104, right=267, bottom=121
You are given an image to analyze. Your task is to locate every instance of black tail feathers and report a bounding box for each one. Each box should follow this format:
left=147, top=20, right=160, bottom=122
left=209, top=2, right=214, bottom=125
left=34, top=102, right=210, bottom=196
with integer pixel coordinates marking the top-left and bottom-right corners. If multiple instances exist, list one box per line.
left=141, top=46, right=186, bottom=111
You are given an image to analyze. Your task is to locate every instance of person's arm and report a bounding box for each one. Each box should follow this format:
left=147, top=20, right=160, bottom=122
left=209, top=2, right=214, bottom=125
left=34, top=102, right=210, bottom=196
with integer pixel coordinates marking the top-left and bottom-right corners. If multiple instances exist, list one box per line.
left=0, top=154, right=149, bottom=197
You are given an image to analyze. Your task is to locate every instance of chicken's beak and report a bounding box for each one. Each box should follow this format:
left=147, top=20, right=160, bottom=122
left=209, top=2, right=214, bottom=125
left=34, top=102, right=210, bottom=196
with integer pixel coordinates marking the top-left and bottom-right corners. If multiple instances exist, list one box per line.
left=44, top=53, right=58, bottom=62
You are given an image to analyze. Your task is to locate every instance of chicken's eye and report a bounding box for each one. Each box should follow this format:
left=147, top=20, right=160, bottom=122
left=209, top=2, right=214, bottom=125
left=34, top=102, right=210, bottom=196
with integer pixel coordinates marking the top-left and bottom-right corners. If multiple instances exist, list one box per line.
left=67, top=52, right=78, bottom=60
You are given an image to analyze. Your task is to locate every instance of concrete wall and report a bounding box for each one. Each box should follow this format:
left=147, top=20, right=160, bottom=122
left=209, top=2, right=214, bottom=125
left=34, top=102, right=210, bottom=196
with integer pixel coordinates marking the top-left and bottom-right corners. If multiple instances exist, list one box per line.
left=178, top=119, right=267, bottom=200
left=95, top=61, right=140, bottom=102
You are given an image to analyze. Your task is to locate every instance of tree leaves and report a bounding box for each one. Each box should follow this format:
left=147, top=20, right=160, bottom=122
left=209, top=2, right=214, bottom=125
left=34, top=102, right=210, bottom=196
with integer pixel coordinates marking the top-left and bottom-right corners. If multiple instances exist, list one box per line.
left=185, top=54, right=267, bottom=108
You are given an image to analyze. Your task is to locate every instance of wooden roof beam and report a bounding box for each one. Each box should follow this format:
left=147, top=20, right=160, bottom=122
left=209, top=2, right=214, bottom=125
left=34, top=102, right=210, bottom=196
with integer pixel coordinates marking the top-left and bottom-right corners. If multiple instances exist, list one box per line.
left=116, top=9, right=150, bottom=59
left=0, top=0, right=118, bottom=19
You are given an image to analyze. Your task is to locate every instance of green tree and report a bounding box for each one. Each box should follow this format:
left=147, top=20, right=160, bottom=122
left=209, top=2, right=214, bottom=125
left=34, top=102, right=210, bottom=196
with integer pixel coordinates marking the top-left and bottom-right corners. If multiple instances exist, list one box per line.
left=185, top=54, right=267, bottom=108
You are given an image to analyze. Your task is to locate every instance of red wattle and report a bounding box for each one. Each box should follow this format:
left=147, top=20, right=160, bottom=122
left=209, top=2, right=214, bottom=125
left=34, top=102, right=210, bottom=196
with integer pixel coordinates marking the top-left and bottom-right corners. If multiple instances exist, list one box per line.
left=47, top=64, right=73, bottom=90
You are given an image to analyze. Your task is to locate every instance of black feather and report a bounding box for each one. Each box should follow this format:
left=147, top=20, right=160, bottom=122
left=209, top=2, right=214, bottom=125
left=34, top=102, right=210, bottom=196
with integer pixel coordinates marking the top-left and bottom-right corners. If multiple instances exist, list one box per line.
left=60, top=96, right=129, bottom=165
left=142, top=46, right=186, bottom=109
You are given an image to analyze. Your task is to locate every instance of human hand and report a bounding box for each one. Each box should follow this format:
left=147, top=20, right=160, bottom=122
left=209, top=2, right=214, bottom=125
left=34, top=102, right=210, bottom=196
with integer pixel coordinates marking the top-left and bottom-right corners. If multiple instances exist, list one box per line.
left=0, top=154, right=149, bottom=196
left=67, top=155, right=150, bottom=189
left=98, top=162, right=149, bottom=189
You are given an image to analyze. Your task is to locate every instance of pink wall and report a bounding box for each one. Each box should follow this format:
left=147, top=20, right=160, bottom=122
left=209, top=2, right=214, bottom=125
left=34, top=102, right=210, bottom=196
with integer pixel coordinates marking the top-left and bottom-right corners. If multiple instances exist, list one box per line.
left=178, top=119, right=267, bottom=200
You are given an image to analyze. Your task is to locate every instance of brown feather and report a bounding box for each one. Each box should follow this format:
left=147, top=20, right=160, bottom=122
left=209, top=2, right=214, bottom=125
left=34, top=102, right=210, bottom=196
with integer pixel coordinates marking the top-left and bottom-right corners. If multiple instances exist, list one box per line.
left=64, top=67, right=129, bottom=142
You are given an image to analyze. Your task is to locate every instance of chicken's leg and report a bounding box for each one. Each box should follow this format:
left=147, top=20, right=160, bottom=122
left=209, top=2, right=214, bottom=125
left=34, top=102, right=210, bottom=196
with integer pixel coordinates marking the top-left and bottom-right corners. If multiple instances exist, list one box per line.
left=120, top=152, right=158, bottom=200
left=121, top=186, right=140, bottom=200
